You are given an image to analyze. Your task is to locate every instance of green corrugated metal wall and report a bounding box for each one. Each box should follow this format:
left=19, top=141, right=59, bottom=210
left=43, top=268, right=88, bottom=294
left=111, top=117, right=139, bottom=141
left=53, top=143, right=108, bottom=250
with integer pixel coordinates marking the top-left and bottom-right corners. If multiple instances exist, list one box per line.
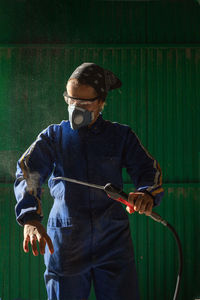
left=0, top=1, right=200, bottom=299
left=0, top=1, right=200, bottom=44
left=0, top=45, right=199, bottom=300
left=0, top=46, right=199, bottom=182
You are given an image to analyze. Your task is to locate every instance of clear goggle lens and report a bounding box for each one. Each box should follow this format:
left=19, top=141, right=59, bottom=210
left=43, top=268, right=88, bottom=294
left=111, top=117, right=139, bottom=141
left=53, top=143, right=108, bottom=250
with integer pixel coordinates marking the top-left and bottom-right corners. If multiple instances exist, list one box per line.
left=63, top=91, right=98, bottom=106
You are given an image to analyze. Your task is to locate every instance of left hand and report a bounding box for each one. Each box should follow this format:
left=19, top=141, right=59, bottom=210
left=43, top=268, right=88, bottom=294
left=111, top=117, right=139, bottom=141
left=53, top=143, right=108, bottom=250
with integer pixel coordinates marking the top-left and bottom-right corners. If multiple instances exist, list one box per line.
left=126, top=192, right=154, bottom=216
left=23, top=220, right=54, bottom=256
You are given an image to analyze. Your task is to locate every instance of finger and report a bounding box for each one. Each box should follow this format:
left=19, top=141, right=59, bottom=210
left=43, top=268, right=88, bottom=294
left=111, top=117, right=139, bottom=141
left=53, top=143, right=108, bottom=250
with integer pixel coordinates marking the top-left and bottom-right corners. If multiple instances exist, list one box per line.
left=144, top=202, right=153, bottom=216
left=126, top=206, right=134, bottom=214
left=134, top=195, right=143, bottom=211
left=128, top=192, right=136, bottom=205
left=23, top=235, right=30, bottom=253
left=37, top=235, right=46, bottom=255
left=43, top=233, right=54, bottom=254
left=36, top=233, right=46, bottom=255
left=128, top=193, right=139, bottom=212
left=138, top=198, right=149, bottom=214
left=30, top=235, right=39, bottom=256
left=36, top=232, right=46, bottom=255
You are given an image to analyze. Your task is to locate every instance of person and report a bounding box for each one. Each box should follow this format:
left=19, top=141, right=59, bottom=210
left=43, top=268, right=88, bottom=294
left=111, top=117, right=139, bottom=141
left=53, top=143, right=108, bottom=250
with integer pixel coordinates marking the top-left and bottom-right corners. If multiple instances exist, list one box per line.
left=14, top=62, right=164, bottom=300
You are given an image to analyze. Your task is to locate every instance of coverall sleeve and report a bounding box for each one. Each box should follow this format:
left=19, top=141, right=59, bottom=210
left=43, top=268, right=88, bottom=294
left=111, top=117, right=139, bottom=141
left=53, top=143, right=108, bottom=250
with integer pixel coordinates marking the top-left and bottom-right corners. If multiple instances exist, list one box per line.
left=14, top=126, right=56, bottom=225
left=123, top=128, right=164, bottom=206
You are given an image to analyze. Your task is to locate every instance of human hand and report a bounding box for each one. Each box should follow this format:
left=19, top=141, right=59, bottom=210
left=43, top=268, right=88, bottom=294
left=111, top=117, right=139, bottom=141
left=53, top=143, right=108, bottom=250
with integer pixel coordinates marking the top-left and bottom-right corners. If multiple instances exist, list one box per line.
left=126, top=192, right=154, bottom=216
left=23, top=220, right=54, bottom=256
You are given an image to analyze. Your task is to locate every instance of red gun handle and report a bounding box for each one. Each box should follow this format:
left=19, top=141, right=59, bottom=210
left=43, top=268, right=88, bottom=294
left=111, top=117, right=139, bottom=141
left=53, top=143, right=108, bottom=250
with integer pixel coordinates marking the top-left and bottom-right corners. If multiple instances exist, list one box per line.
left=104, top=184, right=135, bottom=213
left=115, top=197, right=135, bottom=213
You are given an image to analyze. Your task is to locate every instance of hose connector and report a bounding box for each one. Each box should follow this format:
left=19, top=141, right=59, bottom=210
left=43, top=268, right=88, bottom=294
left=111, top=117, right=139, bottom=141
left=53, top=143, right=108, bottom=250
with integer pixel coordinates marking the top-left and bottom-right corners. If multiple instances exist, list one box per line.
left=149, top=212, right=168, bottom=226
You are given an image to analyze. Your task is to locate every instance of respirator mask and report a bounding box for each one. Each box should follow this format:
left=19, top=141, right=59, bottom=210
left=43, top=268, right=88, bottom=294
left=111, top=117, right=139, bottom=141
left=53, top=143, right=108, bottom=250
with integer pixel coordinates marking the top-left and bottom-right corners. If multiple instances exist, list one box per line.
left=68, top=104, right=95, bottom=130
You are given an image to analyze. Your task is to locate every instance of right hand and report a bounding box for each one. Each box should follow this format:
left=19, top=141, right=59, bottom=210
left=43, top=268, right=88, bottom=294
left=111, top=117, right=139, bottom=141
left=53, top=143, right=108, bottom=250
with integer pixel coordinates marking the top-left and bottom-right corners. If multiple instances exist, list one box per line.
left=23, top=220, right=54, bottom=256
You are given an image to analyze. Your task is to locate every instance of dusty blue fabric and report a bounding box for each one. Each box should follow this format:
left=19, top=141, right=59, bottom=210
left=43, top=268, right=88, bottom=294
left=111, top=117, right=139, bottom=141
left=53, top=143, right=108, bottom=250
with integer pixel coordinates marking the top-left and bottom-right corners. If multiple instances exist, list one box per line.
left=14, top=114, right=164, bottom=299
left=44, top=260, right=140, bottom=300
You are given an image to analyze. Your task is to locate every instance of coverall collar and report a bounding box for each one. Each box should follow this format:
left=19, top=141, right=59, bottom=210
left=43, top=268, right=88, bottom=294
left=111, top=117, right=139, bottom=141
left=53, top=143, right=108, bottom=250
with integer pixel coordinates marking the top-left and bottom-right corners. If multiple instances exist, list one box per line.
left=79, top=113, right=105, bottom=135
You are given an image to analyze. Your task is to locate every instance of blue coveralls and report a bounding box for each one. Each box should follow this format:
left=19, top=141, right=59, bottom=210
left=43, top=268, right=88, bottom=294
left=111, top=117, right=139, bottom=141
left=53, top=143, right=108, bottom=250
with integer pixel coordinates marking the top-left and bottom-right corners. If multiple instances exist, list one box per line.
left=14, top=114, right=164, bottom=300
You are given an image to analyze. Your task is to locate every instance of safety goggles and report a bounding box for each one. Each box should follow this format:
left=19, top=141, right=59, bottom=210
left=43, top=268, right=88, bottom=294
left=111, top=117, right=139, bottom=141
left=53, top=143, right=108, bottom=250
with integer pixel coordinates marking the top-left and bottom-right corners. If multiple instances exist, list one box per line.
left=63, top=91, right=99, bottom=106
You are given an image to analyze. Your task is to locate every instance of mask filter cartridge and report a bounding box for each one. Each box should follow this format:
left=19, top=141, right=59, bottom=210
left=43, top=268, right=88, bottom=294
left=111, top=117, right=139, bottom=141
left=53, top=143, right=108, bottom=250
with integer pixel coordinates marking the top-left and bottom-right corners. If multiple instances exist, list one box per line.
left=68, top=105, right=94, bottom=130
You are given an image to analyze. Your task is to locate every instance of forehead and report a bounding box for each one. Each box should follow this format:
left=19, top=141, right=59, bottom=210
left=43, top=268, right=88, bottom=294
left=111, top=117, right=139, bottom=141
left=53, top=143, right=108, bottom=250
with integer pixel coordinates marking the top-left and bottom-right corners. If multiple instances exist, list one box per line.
left=66, top=81, right=97, bottom=98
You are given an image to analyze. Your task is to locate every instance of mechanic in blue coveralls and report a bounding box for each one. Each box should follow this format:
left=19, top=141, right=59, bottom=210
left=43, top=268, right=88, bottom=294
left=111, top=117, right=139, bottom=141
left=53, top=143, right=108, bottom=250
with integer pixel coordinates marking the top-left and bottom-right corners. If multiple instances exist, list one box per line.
left=14, top=63, right=164, bottom=300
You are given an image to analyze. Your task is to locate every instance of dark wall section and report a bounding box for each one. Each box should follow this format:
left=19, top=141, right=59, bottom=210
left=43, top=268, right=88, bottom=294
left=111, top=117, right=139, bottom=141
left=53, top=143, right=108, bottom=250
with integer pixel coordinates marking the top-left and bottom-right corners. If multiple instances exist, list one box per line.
left=0, top=0, right=200, bottom=44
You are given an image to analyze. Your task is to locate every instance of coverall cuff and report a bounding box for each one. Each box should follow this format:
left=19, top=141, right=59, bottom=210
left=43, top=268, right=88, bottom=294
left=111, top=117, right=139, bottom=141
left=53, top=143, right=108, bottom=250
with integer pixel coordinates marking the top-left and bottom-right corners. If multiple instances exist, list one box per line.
left=15, top=191, right=43, bottom=226
left=137, top=188, right=155, bottom=201
left=136, top=187, right=164, bottom=207
left=22, top=212, right=43, bottom=225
